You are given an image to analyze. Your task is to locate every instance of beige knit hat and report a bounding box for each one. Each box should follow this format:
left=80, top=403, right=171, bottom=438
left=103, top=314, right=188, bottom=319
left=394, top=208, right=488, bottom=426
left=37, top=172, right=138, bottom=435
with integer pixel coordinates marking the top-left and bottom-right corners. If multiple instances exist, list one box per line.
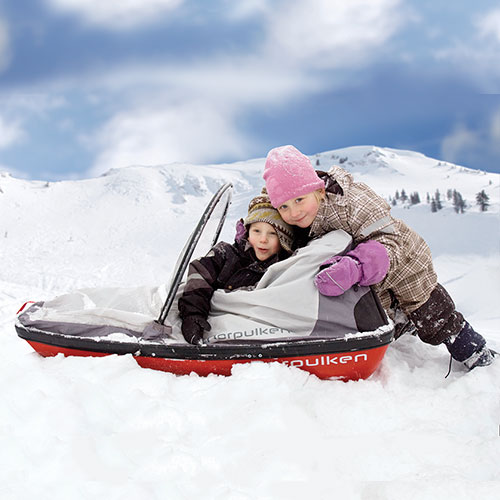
left=243, top=193, right=294, bottom=253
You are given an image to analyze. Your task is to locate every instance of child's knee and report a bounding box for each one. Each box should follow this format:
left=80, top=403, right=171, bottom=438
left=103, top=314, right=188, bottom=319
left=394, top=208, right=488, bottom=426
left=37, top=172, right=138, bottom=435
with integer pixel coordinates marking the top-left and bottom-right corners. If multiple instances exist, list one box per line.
left=408, top=284, right=464, bottom=345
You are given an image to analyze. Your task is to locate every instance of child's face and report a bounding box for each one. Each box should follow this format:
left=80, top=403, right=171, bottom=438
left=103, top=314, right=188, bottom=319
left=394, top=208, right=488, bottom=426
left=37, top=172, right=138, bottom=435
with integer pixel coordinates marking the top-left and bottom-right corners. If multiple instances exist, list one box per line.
left=277, top=191, right=321, bottom=228
left=248, top=222, right=280, bottom=261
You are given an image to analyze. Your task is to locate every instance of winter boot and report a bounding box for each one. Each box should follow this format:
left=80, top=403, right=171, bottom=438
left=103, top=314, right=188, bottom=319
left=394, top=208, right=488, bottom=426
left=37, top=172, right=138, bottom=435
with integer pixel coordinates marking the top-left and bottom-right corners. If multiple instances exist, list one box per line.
left=444, top=322, right=496, bottom=370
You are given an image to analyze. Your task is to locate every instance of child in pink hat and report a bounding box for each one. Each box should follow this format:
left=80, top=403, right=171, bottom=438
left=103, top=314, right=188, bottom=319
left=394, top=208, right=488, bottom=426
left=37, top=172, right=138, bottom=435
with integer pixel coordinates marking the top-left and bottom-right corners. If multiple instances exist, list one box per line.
left=263, top=145, right=496, bottom=372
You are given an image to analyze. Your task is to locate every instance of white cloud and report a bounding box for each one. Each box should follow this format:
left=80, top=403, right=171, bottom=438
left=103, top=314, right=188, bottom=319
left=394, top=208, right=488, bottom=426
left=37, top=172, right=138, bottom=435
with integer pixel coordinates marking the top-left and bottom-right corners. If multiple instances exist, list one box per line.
left=71, top=54, right=325, bottom=177
left=0, top=17, right=10, bottom=72
left=440, top=123, right=479, bottom=165
left=1, top=93, right=67, bottom=115
left=73, top=0, right=409, bottom=178
left=223, top=0, right=272, bottom=21
left=89, top=101, right=253, bottom=177
left=440, top=110, right=500, bottom=168
left=5, top=54, right=322, bottom=178
left=477, top=8, right=500, bottom=43
left=264, top=0, right=406, bottom=69
left=433, top=8, right=500, bottom=93
left=85, top=57, right=322, bottom=105
left=0, top=94, right=66, bottom=151
left=17, top=1, right=410, bottom=178
left=0, top=115, right=24, bottom=149
left=44, top=0, right=184, bottom=30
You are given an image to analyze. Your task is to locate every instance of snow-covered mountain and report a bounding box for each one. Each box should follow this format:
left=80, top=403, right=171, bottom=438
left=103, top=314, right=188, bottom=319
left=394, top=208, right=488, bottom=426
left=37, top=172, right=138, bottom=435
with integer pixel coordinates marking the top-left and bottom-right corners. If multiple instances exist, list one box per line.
left=315, top=146, right=498, bottom=201
left=1, top=145, right=498, bottom=292
left=1, top=146, right=499, bottom=498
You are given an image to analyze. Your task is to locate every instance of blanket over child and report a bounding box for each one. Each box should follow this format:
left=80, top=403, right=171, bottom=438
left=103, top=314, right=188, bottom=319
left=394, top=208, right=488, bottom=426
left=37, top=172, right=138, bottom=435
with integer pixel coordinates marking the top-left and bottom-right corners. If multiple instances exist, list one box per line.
left=18, top=230, right=389, bottom=344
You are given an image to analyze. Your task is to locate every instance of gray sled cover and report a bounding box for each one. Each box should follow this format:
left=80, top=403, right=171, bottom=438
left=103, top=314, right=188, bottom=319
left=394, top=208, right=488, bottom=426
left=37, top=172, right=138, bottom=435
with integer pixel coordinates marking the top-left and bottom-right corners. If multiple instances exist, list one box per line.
left=18, top=230, right=389, bottom=344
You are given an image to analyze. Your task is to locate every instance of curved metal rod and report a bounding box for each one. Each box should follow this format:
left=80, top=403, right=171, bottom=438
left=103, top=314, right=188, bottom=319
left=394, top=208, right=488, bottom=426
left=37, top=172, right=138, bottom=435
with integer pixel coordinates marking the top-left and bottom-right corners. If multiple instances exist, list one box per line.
left=157, top=183, right=233, bottom=325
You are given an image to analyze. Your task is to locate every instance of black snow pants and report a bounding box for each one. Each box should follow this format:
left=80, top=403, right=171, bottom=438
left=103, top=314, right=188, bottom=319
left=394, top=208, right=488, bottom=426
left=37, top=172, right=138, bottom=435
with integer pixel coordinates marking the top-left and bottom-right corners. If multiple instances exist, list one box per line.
left=408, top=283, right=465, bottom=345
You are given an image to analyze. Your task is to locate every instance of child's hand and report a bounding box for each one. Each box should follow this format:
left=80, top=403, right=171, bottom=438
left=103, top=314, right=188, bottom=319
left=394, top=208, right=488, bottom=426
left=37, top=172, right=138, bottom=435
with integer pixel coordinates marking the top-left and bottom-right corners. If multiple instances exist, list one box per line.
left=314, top=240, right=389, bottom=296
left=181, top=316, right=211, bottom=344
left=314, top=256, right=361, bottom=296
left=347, top=240, right=389, bottom=286
left=235, top=219, right=246, bottom=243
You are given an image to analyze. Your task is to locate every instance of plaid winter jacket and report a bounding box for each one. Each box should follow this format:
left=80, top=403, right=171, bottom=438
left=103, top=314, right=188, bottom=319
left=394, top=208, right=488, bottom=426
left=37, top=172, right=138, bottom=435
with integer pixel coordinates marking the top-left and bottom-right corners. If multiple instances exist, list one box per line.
left=308, top=165, right=437, bottom=314
left=178, top=239, right=284, bottom=321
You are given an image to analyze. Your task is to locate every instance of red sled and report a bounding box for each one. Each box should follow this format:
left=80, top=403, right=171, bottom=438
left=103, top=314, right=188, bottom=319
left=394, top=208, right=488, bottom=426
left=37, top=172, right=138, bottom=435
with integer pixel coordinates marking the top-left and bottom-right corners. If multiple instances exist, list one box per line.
left=16, top=323, right=392, bottom=381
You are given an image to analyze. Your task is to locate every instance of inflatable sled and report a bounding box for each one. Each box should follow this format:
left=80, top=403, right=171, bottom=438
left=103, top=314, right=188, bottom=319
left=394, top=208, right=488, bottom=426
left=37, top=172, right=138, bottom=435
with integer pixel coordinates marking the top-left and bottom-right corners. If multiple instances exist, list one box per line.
left=16, top=183, right=394, bottom=381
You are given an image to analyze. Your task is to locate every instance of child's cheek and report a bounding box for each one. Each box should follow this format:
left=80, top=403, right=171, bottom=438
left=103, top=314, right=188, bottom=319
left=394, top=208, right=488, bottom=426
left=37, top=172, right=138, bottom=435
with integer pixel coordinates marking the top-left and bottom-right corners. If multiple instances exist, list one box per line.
left=279, top=211, right=291, bottom=224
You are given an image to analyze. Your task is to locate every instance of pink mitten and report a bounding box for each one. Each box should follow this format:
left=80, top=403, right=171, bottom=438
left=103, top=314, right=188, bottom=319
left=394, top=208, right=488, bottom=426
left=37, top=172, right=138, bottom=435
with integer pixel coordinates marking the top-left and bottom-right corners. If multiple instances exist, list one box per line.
left=314, top=256, right=362, bottom=296
left=235, top=219, right=246, bottom=243
left=347, top=240, right=389, bottom=286
left=314, top=240, right=390, bottom=296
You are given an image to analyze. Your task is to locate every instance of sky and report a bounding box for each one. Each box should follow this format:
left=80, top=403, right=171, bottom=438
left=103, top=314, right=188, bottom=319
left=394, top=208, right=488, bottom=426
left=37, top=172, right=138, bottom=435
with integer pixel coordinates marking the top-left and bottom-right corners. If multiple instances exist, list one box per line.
left=0, top=0, right=500, bottom=181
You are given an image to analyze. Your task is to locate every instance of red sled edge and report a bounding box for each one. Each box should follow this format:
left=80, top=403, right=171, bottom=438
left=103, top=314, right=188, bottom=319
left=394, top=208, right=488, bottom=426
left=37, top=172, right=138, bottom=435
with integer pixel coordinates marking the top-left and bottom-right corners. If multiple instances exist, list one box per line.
left=25, top=339, right=388, bottom=381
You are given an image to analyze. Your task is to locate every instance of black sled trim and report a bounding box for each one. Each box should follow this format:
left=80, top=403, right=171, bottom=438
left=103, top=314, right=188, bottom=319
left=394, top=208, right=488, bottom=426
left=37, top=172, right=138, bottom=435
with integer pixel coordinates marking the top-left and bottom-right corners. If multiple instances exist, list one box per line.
left=16, top=323, right=394, bottom=361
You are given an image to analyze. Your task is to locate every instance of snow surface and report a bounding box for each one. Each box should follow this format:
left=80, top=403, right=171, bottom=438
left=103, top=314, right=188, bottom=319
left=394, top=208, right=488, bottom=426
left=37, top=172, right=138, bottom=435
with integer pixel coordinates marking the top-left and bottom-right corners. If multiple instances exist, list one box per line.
left=1, top=146, right=499, bottom=499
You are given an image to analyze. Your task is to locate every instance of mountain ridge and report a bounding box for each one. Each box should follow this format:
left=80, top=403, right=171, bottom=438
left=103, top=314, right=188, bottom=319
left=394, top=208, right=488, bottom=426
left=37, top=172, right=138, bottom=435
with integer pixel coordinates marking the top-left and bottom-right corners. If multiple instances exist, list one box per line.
left=1, top=145, right=498, bottom=293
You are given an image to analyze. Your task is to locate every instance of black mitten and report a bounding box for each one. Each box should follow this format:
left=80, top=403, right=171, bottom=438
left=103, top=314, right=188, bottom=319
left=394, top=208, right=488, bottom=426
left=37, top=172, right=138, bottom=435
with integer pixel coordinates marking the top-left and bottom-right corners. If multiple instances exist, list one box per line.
left=181, top=316, right=211, bottom=345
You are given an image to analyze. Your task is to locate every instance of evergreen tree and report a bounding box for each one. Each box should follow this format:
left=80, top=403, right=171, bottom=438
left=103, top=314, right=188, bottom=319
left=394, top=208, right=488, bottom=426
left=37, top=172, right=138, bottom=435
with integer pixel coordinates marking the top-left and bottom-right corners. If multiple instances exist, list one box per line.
left=400, top=189, right=408, bottom=202
left=446, top=188, right=453, bottom=200
left=452, top=190, right=466, bottom=214
left=426, top=192, right=430, bottom=203
left=431, top=198, right=437, bottom=213
left=476, top=190, right=490, bottom=212
left=395, top=190, right=400, bottom=200
left=410, top=192, right=421, bottom=205
left=435, top=189, right=442, bottom=210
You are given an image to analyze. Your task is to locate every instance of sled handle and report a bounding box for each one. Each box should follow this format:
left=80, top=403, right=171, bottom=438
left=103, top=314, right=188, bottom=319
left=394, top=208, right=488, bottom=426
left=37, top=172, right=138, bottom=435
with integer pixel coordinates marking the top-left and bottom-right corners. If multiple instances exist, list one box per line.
left=157, top=182, right=233, bottom=325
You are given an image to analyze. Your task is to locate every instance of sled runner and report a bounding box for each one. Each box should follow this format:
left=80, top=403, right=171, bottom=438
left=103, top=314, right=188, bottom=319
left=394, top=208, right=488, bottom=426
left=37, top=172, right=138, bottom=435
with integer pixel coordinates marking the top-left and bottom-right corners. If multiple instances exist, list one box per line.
left=16, top=183, right=394, bottom=381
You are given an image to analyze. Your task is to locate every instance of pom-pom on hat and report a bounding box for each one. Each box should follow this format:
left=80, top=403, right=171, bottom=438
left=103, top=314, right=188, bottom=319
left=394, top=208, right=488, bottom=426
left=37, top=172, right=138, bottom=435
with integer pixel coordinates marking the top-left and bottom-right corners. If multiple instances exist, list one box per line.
left=263, top=145, right=325, bottom=208
left=243, top=193, right=293, bottom=253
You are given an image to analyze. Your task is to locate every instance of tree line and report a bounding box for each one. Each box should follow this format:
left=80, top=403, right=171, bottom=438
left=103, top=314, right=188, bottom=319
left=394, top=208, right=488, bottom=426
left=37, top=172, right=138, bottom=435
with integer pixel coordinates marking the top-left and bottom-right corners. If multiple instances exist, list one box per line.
left=390, top=188, right=491, bottom=213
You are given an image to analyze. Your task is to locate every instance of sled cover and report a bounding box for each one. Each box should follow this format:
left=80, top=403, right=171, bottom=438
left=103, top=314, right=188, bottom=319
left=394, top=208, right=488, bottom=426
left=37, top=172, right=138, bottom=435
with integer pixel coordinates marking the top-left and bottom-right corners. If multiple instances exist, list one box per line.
left=18, top=228, right=388, bottom=344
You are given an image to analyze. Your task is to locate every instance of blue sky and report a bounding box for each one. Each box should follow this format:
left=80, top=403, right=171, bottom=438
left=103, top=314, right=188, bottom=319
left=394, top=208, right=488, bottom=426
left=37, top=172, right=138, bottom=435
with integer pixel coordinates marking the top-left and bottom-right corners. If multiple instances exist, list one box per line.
left=0, top=0, right=499, bottom=180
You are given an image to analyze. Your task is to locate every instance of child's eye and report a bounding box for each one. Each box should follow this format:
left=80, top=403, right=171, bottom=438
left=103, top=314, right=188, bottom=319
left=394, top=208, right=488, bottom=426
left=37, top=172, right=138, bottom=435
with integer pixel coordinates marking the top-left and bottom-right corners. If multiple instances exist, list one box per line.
left=279, top=204, right=288, bottom=211
left=295, top=197, right=303, bottom=203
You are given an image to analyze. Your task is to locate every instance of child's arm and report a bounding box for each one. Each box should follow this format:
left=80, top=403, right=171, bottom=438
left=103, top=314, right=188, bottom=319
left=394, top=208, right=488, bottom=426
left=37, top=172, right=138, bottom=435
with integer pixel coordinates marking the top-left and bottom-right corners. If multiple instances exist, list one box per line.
left=178, top=242, right=230, bottom=343
left=314, top=240, right=389, bottom=296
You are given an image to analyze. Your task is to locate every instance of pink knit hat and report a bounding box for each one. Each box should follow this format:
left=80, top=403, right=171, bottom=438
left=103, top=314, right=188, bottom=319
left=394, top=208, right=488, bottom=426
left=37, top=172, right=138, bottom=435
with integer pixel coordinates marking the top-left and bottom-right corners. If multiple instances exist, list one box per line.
left=263, top=145, right=325, bottom=208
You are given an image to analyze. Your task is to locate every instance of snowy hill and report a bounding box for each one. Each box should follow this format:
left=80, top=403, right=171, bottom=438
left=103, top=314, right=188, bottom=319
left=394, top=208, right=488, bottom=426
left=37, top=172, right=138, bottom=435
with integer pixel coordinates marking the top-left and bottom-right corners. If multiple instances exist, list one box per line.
left=315, top=146, right=498, bottom=202
left=1, top=146, right=499, bottom=498
left=0, top=160, right=261, bottom=292
left=1, top=145, right=497, bottom=292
